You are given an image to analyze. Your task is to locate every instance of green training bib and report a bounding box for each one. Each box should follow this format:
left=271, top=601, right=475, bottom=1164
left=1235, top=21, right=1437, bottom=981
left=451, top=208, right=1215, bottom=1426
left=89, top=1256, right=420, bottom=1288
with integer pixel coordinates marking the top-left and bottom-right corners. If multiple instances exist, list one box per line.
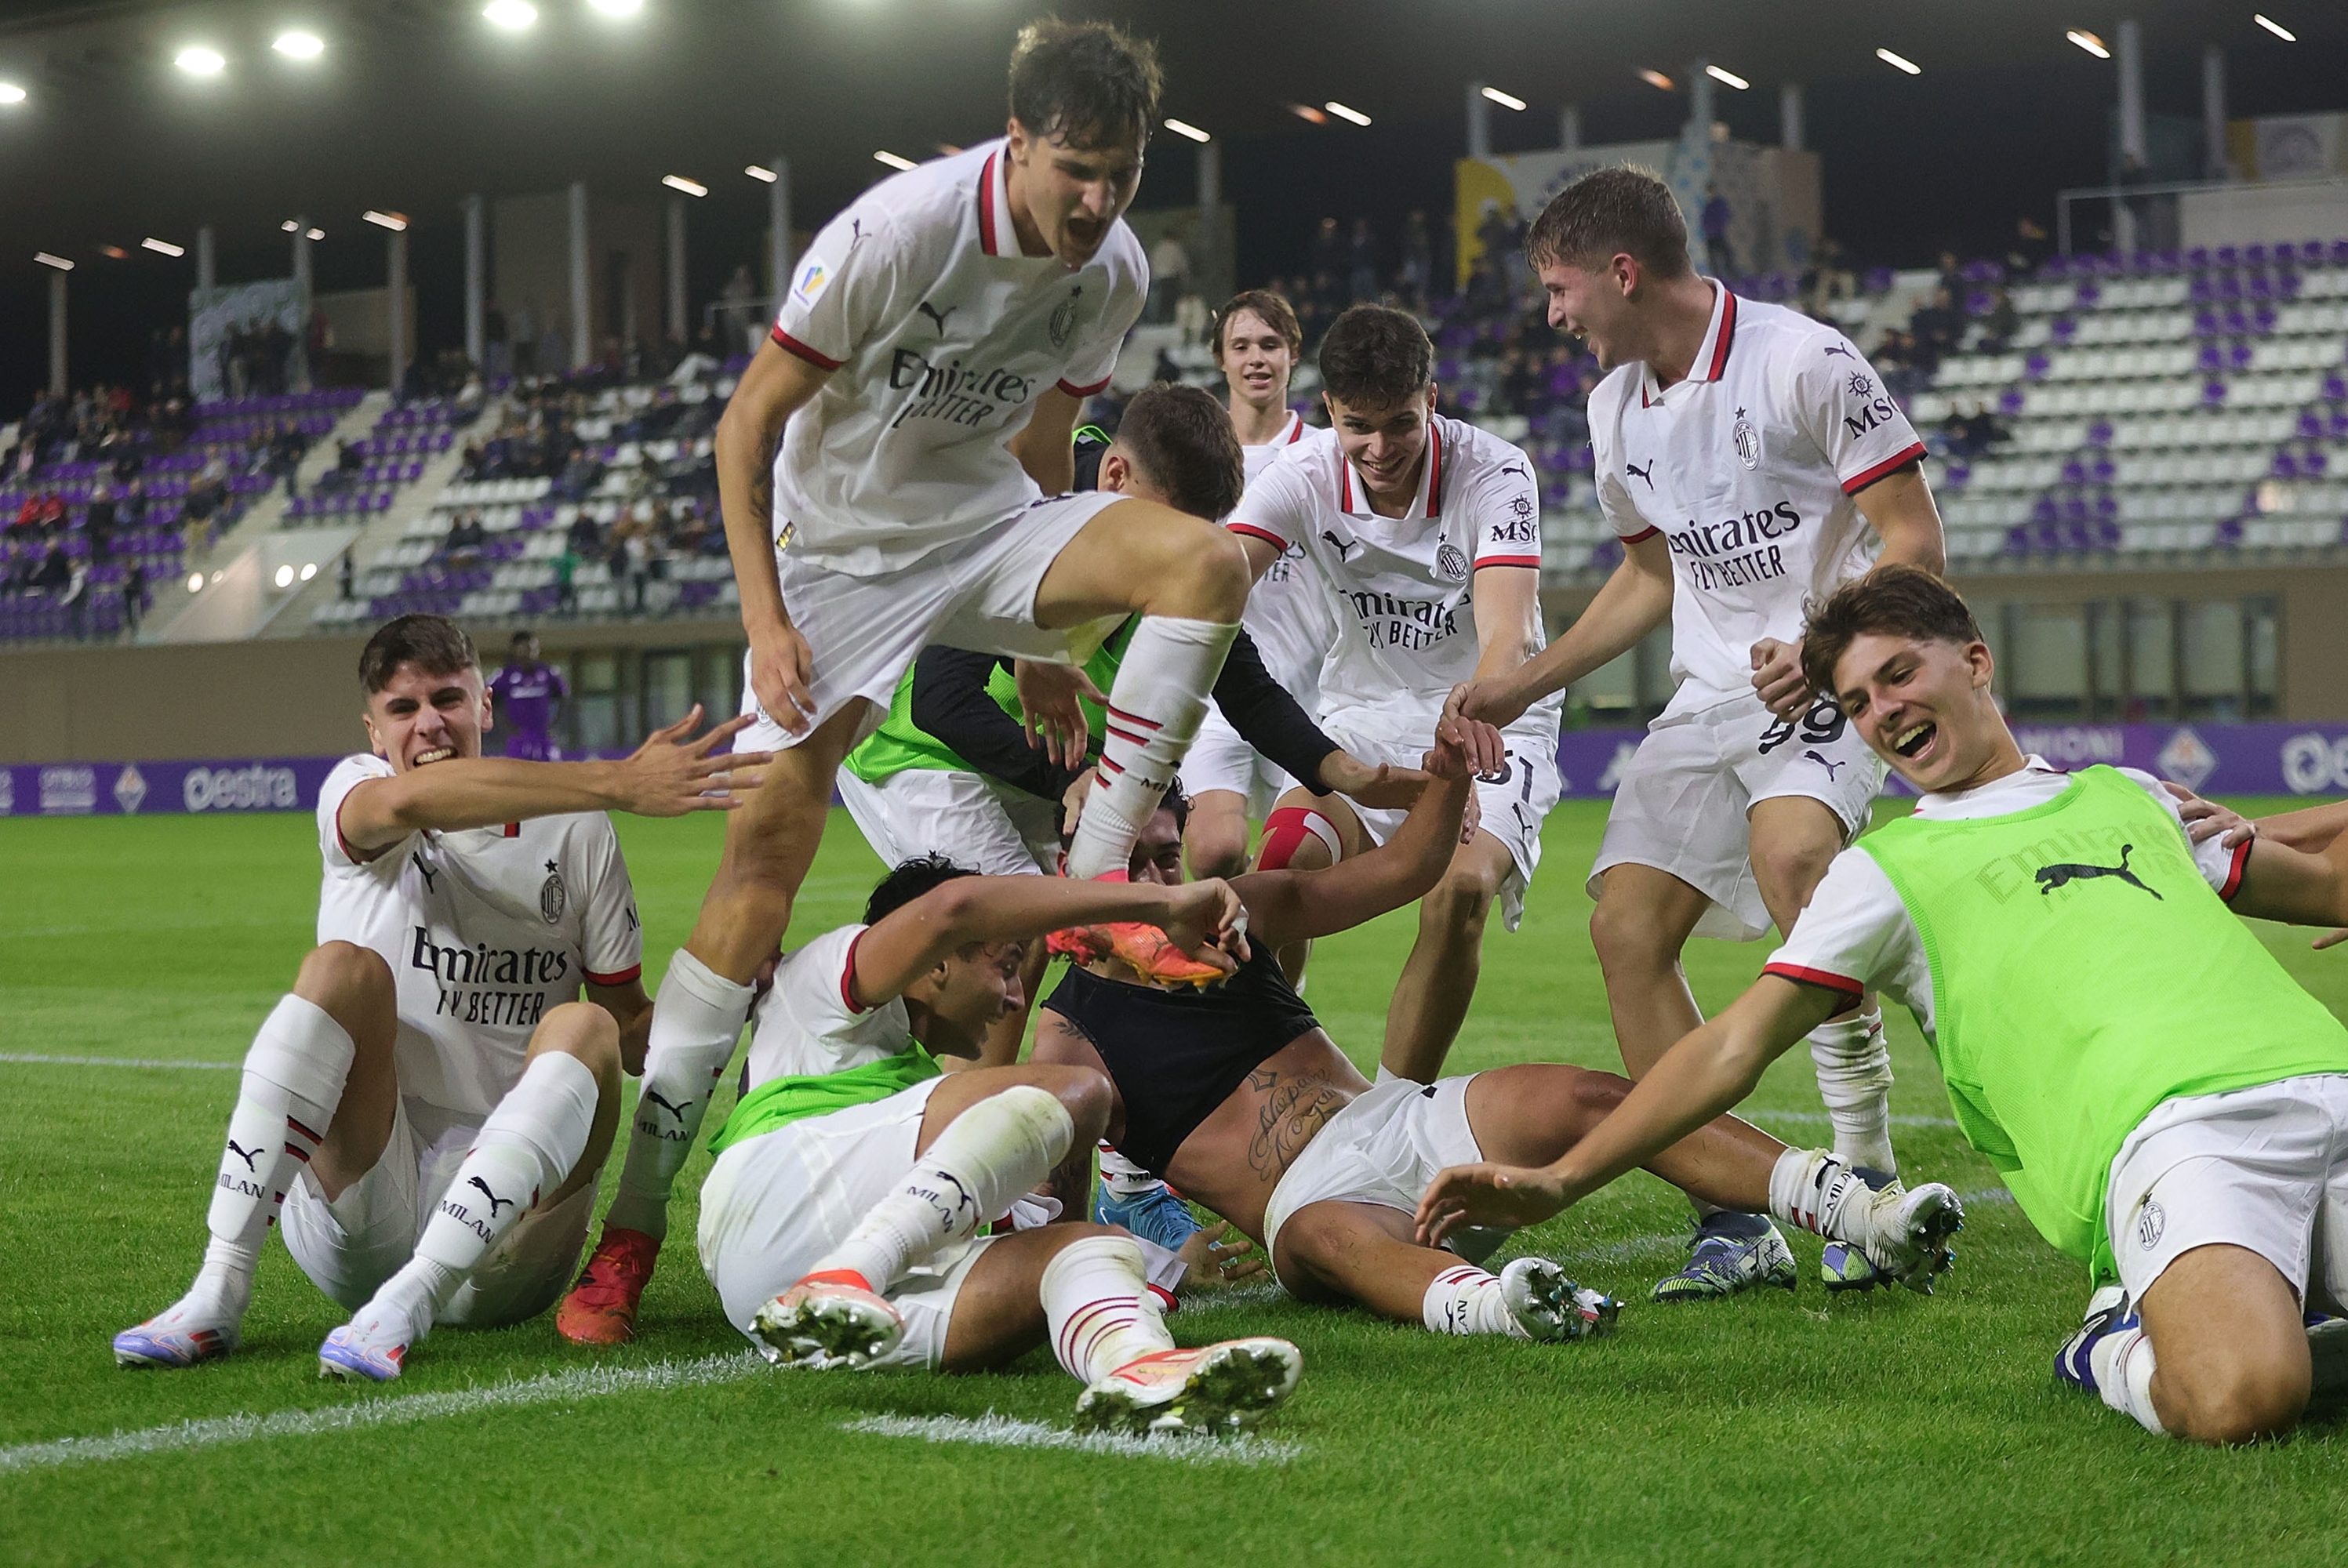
left=707, top=1044, right=943, bottom=1155
left=841, top=619, right=1137, bottom=786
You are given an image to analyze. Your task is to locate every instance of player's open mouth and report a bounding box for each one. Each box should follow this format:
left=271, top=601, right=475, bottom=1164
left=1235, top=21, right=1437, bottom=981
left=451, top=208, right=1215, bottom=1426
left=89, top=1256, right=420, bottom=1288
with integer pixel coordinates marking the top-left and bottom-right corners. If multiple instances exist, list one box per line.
left=1891, top=721, right=1936, bottom=760
left=413, top=746, right=456, bottom=766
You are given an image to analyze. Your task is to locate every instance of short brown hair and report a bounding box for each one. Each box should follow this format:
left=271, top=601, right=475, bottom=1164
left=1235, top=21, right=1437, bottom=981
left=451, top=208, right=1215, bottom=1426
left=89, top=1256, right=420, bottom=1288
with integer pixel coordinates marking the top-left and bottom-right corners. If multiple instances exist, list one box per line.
left=1211, top=290, right=1303, bottom=362
left=1525, top=165, right=1692, bottom=280
left=359, top=614, right=478, bottom=695
left=1008, top=18, right=1162, bottom=151
left=1317, top=304, right=1434, bottom=408
left=1801, top=564, right=1982, bottom=699
left=1114, top=382, right=1245, bottom=521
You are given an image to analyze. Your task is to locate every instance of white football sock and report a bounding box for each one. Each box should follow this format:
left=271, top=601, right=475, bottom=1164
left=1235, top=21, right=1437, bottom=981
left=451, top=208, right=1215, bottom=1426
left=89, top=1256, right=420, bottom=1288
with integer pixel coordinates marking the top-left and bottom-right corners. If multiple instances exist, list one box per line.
left=2092, top=1323, right=2166, bottom=1435
left=1096, top=1142, right=1163, bottom=1200
left=156, top=996, right=354, bottom=1331
left=351, top=1051, right=598, bottom=1351
left=1066, top=617, right=1238, bottom=880
left=1767, top=1146, right=1885, bottom=1248
left=814, top=1085, right=1074, bottom=1293
left=1421, top=1263, right=1530, bottom=1338
left=602, top=950, right=752, bottom=1240
left=1807, top=1004, right=1895, bottom=1174
left=1042, top=1233, right=1177, bottom=1383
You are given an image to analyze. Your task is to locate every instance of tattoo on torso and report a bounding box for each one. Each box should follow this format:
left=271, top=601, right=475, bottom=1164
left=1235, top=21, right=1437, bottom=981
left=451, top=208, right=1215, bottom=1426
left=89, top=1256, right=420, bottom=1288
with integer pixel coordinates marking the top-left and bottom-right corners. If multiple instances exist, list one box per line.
left=1247, top=1068, right=1349, bottom=1181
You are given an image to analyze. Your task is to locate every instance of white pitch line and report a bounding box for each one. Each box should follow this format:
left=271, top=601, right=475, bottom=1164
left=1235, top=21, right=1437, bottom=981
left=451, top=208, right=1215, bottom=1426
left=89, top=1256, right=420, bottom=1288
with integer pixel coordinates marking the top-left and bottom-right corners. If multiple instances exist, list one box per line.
left=842, top=1412, right=1299, bottom=1466
left=1756, top=1110, right=1961, bottom=1130
left=0, top=1352, right=765, bottom=1477
left=0, top=1052, right=237, bottom=1072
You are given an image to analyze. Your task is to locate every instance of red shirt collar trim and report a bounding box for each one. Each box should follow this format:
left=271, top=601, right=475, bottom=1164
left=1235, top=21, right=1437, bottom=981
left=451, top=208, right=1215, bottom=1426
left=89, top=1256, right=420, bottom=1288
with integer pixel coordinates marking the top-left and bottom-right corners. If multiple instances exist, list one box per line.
left=976, top=149, right=1012, bottom=259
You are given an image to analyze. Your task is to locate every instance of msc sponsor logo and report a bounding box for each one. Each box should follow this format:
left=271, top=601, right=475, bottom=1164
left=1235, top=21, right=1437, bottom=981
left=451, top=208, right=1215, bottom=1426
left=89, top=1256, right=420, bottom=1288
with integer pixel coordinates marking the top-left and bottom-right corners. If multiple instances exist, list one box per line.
left=185, top=764, right=298, bottom=812
left=1842, top=393, right=1905, bottom=441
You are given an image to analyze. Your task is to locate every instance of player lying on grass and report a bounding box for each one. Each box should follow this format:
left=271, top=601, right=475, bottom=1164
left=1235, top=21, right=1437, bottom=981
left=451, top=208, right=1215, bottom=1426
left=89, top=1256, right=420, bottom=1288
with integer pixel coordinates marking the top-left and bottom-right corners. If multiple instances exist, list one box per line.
left=114, top=614, right=768, bottom=1381
left=692, top=856, right=1303, bottom=1436
left=1029, top=714, right=1964, bottom=1340
left=1417, top=564, right=2348, bottom=1444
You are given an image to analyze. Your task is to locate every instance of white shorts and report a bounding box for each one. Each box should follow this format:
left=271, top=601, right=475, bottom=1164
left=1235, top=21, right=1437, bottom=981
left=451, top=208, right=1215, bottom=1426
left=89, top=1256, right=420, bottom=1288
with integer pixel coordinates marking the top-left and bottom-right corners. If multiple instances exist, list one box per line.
left=696, top=1076, right=987, bottom=1370
left=1318, top=709, right=1561, bottom=931
left=1591, top=686, right=1885, bottom=942
left=2104, top=1074, right=2348, bottom=1313
left=740, top=492, right=1127, bottom=751
left=837, top=766, right=1060, bottom=877
left=1261, top=1074, right=1485, bottom=1295
left=279, top=1095, right=597, bottom=1326
left=1180, top=705, right=1292, bottom=820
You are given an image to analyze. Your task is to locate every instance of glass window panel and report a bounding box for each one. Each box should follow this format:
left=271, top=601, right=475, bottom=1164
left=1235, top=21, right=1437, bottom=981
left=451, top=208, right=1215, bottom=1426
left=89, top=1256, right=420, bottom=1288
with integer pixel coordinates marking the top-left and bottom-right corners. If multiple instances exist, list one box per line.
left=2008, top=602, right=2087, bottom=719
left=2180, top=600, right=2244, bottom=720
left=2125, top=597, right=2174, bottom=720
left=2246, top=596, right=2280, bottom=718
left=2088, top=600, right=2122, bottom=720
left=642, top=652, right=695, bottom=737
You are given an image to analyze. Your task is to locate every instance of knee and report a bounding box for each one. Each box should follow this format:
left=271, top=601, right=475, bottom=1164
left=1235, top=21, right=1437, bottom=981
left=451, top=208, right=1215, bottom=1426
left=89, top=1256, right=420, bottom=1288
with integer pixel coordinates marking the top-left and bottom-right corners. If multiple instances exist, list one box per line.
left=1754, top=844, right=1836, bottom=919
left=1186, top=821, right=1249, bottom=881
left=295, top=941, right=394, bottom=1022
left=2171, top=1358, right=2308, bottom=1446
left=1561, top=1066, right=1631, bottom=1130
left=1023, top=1065, right=1114, bottom=1143
left=538, top=1001, right=621, bottom=1078
left=1588, top=897, right=1672, bottom=980
left=1423, top=862, right=1499, bottom=935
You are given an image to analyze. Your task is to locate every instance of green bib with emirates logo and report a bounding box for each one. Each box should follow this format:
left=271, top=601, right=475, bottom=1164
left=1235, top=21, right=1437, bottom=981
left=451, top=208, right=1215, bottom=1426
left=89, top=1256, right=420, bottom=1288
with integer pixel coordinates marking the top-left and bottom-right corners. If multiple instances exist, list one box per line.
left=1859, top=764, right=2348, bottom=1279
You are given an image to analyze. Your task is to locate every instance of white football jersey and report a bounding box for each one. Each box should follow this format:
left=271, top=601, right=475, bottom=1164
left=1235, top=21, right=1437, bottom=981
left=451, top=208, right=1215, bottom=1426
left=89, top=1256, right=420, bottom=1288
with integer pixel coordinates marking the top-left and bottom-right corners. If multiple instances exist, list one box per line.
left=1227, top=414, right=1549, bottom=728
left=743, top=925, right=917, bottom=1090
left=769, top=140, right=1148, bottom=576
left=1234, top=411, right=1332, bottom=701
left=314, top=756, right=643, bottom=1121
left=1587, top=284, right=1928, bottom=717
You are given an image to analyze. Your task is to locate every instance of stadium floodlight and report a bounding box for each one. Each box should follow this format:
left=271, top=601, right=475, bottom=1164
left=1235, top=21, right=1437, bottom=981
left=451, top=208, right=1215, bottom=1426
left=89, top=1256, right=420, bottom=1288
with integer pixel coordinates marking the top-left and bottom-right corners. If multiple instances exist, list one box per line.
left=1285, top=103, right=1328, bottom=124
left=187, top=572, right=204, bottom=593
left=1637, top=68, right=1674, bottom=91
left=1324, top=100, right=1372, bottom=126
left=1876, top=47, right=1921, bottom=75
left=363, top=209, right=409, bottom=230
left=745, top=164, right=778, bottom=182
left=307, top=227, right=325, bottom=240
left=0, top=82, right=25, bottom=105
left=35, top=252, right=72, bottom=270
left=300, top=562, right=318, bottom=581
left=2066, top=30, right=2110, bottom=58
left=281, top=220, right=300, bottom=232
left=1164, top=117, right=1212, bottom=143
left=483, top=0, right=538, bottom=31
left=1480, top=86, right=1527, bottom=111
left=273, top=31, right=325, bottom=60
left=873, top=150, right=918, bottom=171
left=2254, top=13, right=2296, bottom=41
left=175, top=46, right=227, bottom=76
left=661, top=174, right=708, bottom=196
left=274, top=564, right=296, bottom=588
left=587, top=0, right=644, bottom=13
left=100, top=244, right=129, bottom=259
left=142, top=238, right=186, bottom=257
left=1704, top=65, right=1750, bottom=90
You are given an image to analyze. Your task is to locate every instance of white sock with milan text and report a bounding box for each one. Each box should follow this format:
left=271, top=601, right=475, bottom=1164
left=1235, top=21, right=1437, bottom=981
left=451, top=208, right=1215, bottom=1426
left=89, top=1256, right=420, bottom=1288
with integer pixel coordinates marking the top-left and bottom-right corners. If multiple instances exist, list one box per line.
left=1807, top=1004, right=1896, bottom=1174
left=2092, top=1324, right=2167, bottom=1435
left=603, top=949, right=753, bottom=1240
left=1421, top=1263, right=1531, bottom=1338
left=1043, top=1233, right=1179, bottom=1384
left=1065, top=617, right=1238, bottom=880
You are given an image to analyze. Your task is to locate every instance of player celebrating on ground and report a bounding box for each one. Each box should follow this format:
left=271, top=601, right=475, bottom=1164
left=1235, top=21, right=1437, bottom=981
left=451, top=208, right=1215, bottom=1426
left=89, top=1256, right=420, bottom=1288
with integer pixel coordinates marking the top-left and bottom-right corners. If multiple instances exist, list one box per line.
left=1180, top=290, right=1336, bottom=880
left=1445, top=166, right=1947, bottom=1299
left=694, top=855, right=1302, bottom=1436
left=565, top=22, right=1256, bottom=1338
left=1030, top=716, right=1962, bottom=1338
left=1419, top=566, right=2348, bottom=1445
left=488, top=630, right=567, bottom=760
left=1224, top=303, right=1554, bottom=1083
left=113, top=615, right=763, bottom=1381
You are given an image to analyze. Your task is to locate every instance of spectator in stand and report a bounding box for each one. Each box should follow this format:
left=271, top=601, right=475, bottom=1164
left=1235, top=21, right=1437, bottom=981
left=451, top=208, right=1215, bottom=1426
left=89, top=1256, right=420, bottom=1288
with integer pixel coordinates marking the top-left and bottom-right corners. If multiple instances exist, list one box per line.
left=37, top=490, right=67, bottom=538
left=1347, top=216, right=1380, bottom=303
left=60, top=556, right=89, bottom=640
left=1909, top=285, right=1965, bottom=375
left=1147, top=225, right=1190, bottom=325
left=552, top=538, right=580, bottom=617
left=510, top=300, right=537, bottom=378
left=1979, top=285, right=2019, bottom=354
left=337, top=550, right=354, bottom=603
left=85, top=485, right=115, bottom=564
left=1314, top=215, right=1345, bottom=278
left=122, top=561, right=147, bottom=638
left=444, top=509, right=489, bottom=567
left=30, top=539, right=69, bottom=596
left=720, top=264, right=760, bottom=350
left=120, top=477, right=148, bottom=532
left=1173, top=289, right=1209, bottom=348
left=1701, top=183, right=1736, bottom=278
left=485, top=298, right=511, bottom=383
left=565, top=506, right=604, bottom=561
left=1399, top=209, right=1434, bottom=311
left=269, top=423, right=309, bottom=499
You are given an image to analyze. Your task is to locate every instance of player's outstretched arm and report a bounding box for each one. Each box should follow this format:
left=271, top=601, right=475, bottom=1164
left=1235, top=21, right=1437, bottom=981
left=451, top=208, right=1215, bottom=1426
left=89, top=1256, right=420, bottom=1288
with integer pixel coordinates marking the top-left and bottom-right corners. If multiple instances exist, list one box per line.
left=1448, top=531, right=1674, bottom=729
left=847, top=875, right=1253, bottom=1010
left=337, top=708, right=771, bottom=856
left=1008, top=386, right=1085, bottom=496
left=1754, top=464, right=1950, bottom=715
left=717, top=339, right=834, bottom=733
left=2223, top=833, right=2348, bottom=932
left=1415, top=975, right=1837, bottom=1243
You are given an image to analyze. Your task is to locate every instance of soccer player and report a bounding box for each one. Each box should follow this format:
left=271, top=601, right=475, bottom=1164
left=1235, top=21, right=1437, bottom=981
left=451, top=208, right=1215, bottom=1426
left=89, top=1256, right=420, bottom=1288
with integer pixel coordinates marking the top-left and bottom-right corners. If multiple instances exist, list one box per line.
left=1418, top=565, right=2348, bottom=1445
left=1224, top=303, right=1554, bottom=1084
left=571, top=21, right=1255, bottom=1338
left=488, top=630, right=568, bottom=760
left=1180, top=289, right=1337, bottom=880
left=1445, top=166, right=1948, bottom=1298
left=1032, top=714, right=1962, bottom=1338
left=695, top=853, right=1302, bottom=1435
left=112, top=615, right=764, bottom=1381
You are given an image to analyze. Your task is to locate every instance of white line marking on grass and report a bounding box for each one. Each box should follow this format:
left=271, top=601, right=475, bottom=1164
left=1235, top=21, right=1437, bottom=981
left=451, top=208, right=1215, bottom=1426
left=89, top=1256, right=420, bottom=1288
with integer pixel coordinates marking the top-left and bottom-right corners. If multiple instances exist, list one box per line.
left=842, top=1412, right=1299, bottom=1467
left=1754, top=1110, right=1961, bottom=1130
left=0, top=1053, right=237, bottom=1072
left=0, top=1352, right=765, bottom=1477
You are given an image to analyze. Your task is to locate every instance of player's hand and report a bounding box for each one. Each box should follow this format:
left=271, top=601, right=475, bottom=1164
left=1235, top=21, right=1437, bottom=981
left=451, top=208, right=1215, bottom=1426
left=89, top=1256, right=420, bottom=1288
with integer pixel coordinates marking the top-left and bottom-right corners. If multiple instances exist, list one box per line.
left=1423, top=715, right=1507, bottom=782
left=1158, top=877, right=1251, bottom=974
left=1320, top=749, right=1428, bottom=810
left=1459, top=782, right=1484, bottom=845
left=610, top=707, right=773, bottom=815
left=747, top=623, right=818, bottom=736
left=1176, top=1221, right=1267, bottom=1292
left=1059, top=768, right=1096, bottom=838
left=1016, top=659, right=1103, bottom=773
left=2162, top=779, right=2256, bottom=848
left=1414, top=1161, right=1572, bottom=1246
left=2313, top=927, right=2348, bottom=952
left=1445, top=677, right=1530, bottom=731
left=1750, top=637, right=1811, bottom=717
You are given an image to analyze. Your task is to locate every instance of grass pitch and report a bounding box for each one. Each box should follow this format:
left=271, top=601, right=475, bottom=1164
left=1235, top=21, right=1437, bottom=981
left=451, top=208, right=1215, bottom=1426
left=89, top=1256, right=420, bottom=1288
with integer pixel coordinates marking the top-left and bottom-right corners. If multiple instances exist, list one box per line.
left=4, top=800, right=2346, bottom=1566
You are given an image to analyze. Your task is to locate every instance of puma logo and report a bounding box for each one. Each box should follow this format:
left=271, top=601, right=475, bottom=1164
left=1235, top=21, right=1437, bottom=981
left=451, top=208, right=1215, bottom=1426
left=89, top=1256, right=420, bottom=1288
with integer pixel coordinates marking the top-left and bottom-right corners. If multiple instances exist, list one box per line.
left=1625, top=460, right=1655, bottom=489
left=467, top=1176, right=518, bottom=1217
left=915, top=300, right=955, bottom=335
left=224, top=1139, right=260, bottom=1171
left=644, top=1089, right=690, bottom=1122
left=1803, top=750, right=1845, bottom=779
left=1824, top=342, right=1856, bottom=358
left=1499, top=462, right=1529, bottom=480
left=410, top=851, right=437, bottom=893
left=2035, top=844, right=2161, bottom=900
left=1321, top=529, right=1359, bottom=561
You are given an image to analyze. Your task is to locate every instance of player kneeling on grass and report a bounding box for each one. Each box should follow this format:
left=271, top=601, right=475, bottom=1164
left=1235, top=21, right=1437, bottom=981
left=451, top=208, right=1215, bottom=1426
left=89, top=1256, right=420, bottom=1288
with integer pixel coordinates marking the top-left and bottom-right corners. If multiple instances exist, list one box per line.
left=1419, top=564, right=2348, bottom=1445
left=692, top=856, right=1302, bottom=1436
left=115, top=615, right=767, bottom=1381
left=1031, top=714, right=1963, bottom=1339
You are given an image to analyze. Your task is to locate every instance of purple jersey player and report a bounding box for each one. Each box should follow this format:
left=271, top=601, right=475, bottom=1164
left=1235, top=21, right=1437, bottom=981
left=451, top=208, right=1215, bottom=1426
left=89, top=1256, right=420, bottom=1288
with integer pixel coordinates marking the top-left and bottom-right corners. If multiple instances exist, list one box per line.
left=489, top=631, right=569, bottom=760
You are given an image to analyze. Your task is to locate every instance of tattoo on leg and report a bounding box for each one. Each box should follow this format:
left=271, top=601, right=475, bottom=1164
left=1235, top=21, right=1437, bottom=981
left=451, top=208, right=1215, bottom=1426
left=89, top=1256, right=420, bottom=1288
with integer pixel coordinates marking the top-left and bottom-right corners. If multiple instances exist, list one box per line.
left=1248, top=1069, right=1348, bottom=1181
